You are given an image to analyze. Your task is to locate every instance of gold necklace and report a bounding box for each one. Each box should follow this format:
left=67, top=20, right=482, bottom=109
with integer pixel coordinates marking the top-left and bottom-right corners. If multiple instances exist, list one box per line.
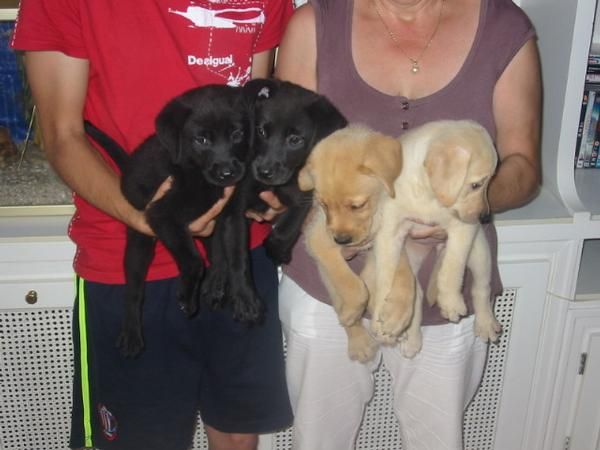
left=372, top=0, right=445, bottom=74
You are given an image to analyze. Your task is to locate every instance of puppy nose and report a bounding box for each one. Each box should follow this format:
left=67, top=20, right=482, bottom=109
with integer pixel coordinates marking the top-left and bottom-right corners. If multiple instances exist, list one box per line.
left=334, top=234, right=353, bottom=245
left=218, top=167, right=234, bottom=179
left=215, top=162, right=242, bottom=181
left=257, top=167, right=273, bottom=179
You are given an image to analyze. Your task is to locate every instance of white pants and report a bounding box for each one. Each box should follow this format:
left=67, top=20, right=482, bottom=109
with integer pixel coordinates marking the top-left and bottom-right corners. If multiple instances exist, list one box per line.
left=279, top=275, right=488, bottom=450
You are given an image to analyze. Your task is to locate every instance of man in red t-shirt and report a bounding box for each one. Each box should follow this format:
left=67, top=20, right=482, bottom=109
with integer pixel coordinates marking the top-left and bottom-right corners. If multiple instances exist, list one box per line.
left=12, top=1, right=294, bottom=449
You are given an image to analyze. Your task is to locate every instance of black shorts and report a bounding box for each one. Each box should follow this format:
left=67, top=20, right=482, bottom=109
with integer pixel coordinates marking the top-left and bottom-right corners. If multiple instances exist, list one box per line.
left=70, top=246, right=292, bottom=450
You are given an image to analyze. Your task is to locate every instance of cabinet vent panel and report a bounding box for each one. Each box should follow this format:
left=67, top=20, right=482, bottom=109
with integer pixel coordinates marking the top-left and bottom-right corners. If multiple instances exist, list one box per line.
left=0, top=309, right=74, bottom=450
left=0, top=290, right=516, bottom=450
left=270, top=288, right=517, bottom=450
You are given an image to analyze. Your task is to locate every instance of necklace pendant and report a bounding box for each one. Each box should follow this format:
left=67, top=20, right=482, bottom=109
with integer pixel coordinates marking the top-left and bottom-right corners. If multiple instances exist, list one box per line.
left=411, top=61, right=420, bottom=74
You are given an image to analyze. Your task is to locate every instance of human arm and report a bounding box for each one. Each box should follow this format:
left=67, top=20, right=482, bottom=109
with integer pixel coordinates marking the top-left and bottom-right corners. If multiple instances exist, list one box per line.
left=489, top=39, right=542, bottom=213
left=252, top=48, right=276, bottom=78
left=274, top=4, right=317, bottom=90
left=25, top=50, right=227, bottom=237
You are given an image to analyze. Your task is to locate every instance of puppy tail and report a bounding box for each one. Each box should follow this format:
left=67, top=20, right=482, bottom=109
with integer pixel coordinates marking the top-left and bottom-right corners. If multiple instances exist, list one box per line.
left=84, top=120, right=130, bottom=170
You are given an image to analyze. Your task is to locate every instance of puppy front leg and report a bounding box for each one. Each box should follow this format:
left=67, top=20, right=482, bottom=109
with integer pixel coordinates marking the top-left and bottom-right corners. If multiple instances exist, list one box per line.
left=369, top=216, right=415, bottom=343
left=203, top=186, right=264, bottom=323
left=433, top=223, right=478, bottom=322
left=469, top=227, right=501, bottom=342
left=345, top=322, right=378, bottom=363
left=397, top=240, right=430, bottom=358
left=226, top=209, right=264, bottom=323
left=200, top=231, right=228, bottom=308
left=264, top=191, right=313, bottom=264
left=306, top=209, right=368, bottom=326
left=370, top=239, right=416, bottom=345
left=364, top=245, right=419, bottom=352
left=398, top=282, right=423, bottom=358
left=146, top=212, right=204, bottom=317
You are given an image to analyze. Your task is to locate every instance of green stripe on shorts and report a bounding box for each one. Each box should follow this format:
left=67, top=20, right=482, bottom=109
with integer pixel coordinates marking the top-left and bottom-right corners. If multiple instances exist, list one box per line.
left=77, top=276, right=93, bottom=448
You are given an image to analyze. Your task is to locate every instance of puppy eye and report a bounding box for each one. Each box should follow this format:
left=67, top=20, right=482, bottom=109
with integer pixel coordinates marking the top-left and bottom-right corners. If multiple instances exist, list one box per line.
left=471, top=182, right=483, bottom=190
left=287, top=134, right=305, bottom=148
left=231, top=129, right=245, bottom=143
left=256, top=126, right=267, bottom=138
left=194, top=136, right=211, bottom=147
left=350, top=201, right=367, bottom=211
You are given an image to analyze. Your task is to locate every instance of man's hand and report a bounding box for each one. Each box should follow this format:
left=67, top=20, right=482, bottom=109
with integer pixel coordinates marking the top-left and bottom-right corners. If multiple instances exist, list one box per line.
left=131, top=177, right=234, bottom=237
left=189, top=186, right=235, bottom=236
left=245, top=191, right=287, bottom=222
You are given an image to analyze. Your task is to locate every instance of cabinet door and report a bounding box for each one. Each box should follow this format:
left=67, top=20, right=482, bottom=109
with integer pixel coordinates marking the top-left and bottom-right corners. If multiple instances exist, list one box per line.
left=569, top=318, right=600, bottom=450
left=544, top=304, right=600, bottom=450
left=0, top=239, right=75, bottom=309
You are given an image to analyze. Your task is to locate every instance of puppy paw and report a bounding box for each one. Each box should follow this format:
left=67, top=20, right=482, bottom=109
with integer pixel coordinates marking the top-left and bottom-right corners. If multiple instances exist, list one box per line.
left=347, top=327, right=379, bottom=363
left=335, top=281, right=369, bottom=326
left=231, top=288, right=265, bottom=324
left=437, top=293, right=467, bottom=323
left=474, top=315, right=502, bottom=342
left=370, top=296, right=414, bottom=344
left=200, top=268, right=227, bottom=309
left=178, top=291, right=200, bottom=317
left=116, top=327, right=144, bottom=358
left=337, top=302, right=367, bottom=327
left=398, top=329, right=422, bottom=359
left=264, top=237, right=293, bottom=265
left=178, top=269, right=205, bottom=317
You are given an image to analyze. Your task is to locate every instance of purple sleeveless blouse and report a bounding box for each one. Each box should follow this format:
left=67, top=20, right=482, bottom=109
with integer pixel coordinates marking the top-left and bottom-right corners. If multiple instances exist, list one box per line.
left=283, top=0, right=536, bottom=325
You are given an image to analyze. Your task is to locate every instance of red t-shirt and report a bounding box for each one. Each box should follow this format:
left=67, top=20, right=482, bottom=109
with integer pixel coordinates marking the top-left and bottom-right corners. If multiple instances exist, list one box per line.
left=12, top=0, right=294, bottom=283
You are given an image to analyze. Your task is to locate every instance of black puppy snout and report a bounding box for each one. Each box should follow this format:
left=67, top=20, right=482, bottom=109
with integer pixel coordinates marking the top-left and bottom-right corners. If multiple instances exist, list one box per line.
left=209, top=160, right=244, bottom=185
left=257, top=167, right=274, bottom=179
left=219, top=167, right=234, bottom=178
left=334, top=234, right=353, bottom=245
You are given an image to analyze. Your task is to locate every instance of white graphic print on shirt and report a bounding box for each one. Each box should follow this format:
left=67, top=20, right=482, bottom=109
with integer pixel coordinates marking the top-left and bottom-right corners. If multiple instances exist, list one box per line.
left=168, top=1, right=264, bottom=86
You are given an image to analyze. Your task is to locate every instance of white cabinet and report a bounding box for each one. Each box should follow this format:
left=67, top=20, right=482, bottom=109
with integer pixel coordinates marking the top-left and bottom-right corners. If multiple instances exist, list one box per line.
left=542, top=303, right=600, bottom=450
left=567, top=310, right=600, bottom=450
left=0, top=235, right=76, bottom=450
left=0, top=238, right=76, bottom=309
left=514, top=2, right=600, bottom=450
left=0, top=221, right=567, bottom=450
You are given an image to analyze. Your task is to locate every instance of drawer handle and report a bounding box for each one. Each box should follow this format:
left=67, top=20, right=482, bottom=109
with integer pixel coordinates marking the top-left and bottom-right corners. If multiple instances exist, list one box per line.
left=25, top=290, right=38, bottom=305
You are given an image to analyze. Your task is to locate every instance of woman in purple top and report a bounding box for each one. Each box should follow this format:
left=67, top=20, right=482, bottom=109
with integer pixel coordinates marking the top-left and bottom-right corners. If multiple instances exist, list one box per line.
left=274, top=0, right=541, bottom=448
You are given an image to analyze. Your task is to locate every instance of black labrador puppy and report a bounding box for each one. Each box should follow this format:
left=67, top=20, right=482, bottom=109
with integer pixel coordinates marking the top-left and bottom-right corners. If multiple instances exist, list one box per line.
left=201, top=79, right=348, bottom=315
left=84, top=84, right=252, bottom=357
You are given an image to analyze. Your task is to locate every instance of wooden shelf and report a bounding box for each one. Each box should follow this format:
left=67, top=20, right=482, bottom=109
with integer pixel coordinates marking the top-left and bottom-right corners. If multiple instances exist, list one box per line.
left=575, top=169, right=600, bottom=216
left=0, top=0, right=18, bottom=20
left=576, top=238, right=600, bottom=300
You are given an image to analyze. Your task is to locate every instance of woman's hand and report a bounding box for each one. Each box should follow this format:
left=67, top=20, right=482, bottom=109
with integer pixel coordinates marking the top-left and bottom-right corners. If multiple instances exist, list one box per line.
left=408, top=222, right=448, bottom=242
left=245, top=191, right=287, bottom=222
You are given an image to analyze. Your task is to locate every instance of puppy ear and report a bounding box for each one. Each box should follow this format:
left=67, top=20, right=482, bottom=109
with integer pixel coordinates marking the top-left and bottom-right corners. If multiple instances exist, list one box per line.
left=297, top=161, right=315, bottom=191
left=424, top=143, right=471, bottom=207
left=307, top=96, right=348, bottom=143
left=155, top=97, right=192, bottom=164
left=359, top=135, right=403, bottom=198
left=243, top=77, right=280, bottom=103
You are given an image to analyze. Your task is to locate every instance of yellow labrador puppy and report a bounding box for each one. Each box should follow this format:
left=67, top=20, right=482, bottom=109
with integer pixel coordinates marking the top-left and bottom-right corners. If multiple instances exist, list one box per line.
left=299, top=120, right=501, bottom=362
left=298, top=125, right=421, bottom=362
left=370, top=120, right=501, bottom=345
